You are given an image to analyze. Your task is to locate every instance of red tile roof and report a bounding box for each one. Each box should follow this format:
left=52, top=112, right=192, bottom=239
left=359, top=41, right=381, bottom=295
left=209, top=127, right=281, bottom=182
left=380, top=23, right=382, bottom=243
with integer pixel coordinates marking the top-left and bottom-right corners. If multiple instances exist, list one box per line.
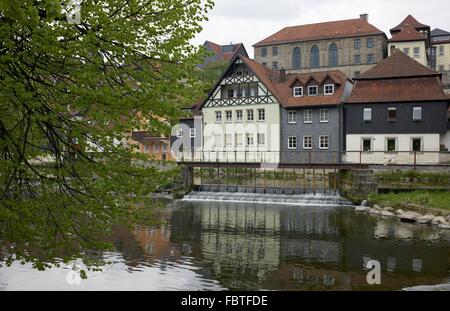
left=388, top=24, right=426, bottom=42
left=347, top=50, right=447, bottom=104
left=234, top=56, right=352, bottom=108
left=390, top=15, right=430, bottom=33
left=356, top=49, right=439, bottom=80
left=254, top=18, right=385, bottom=47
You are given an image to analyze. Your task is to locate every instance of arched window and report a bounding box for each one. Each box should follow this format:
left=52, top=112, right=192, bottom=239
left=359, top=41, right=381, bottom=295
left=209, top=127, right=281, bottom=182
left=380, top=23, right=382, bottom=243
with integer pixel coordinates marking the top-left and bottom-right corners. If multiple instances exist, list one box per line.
left=292, top=47, right=301, bottom=69
left=310, top=45, right=320, bottom=68
left=329, top=43, right=338, bottom=67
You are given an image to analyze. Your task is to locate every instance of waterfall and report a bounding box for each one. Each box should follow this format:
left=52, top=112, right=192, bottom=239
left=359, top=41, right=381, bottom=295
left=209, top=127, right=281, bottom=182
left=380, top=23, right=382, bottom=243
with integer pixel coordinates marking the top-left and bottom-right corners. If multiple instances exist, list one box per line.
left=182, top=191, right=352, bottom=207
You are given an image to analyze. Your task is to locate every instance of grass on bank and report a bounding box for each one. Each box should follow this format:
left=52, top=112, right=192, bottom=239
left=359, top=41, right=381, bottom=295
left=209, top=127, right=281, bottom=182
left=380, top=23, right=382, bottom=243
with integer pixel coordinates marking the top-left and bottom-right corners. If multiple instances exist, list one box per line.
left=368, top=191, right=450, bottom=211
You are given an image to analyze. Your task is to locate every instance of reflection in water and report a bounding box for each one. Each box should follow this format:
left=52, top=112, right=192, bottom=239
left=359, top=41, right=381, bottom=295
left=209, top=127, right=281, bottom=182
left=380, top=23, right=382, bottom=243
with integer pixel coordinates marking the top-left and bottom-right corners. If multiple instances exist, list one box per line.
left=1, top=200, right=450, bottom=291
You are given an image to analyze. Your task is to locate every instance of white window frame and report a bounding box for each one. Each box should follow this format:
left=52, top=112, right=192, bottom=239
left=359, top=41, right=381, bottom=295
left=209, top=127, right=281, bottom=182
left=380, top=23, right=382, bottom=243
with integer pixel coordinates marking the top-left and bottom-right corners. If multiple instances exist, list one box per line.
left=225, top=110, right=232, bottom=123
left=308, top=85, right=318, bottom=96
left=439, top=45, right=444, bottom=56
left=303, top=136, right=313, bottom=150
left=246, top=133, right=254, bottom=146
left=413, top=107, right=422, bottom=121
left=235, top=134, right=243, bottom=146
left=215, top=111, right=222, bottom=123
left=413, top=47, right=420, bottom=58
left=403, top=47, right=410, bottom=56
left=387, top=107, right=397, bottom=122
left=319, top=135, right=329, bottom=150
left=190, top=128, right=196, bottom=138
left=257, top=108, right=265, bottom=121
left=323, top=84, right=334, bottom=95
left=224, top=134, right=232, bottom=146
left=319, top=109, right=329, bottom=123
left=288, top=111, right=297, bottom=124
left=214, top=134, right=222, bottom=148
left=303, top=110, right=312, bottom=124
left=236, top=110, right=243, bottom=122
left=154, top=143, right=160, bottom=152
left=361, top=137, right=373, bottom=152
left=293, top=86, right=303, bottom=97
left=385, top=137, right=397, bottom=152
left=363, top=108, right=372, bottom=121
left=246, top=109, right=254, bottom=121
left=288, top=136, right=297, bottom=150
left=257, top=133, right=265, bottom=146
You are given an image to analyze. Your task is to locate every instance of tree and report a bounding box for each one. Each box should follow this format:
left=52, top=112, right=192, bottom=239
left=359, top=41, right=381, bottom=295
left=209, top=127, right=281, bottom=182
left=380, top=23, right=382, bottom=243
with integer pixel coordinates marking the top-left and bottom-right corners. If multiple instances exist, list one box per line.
left=0, top=0, right=213, bottom=273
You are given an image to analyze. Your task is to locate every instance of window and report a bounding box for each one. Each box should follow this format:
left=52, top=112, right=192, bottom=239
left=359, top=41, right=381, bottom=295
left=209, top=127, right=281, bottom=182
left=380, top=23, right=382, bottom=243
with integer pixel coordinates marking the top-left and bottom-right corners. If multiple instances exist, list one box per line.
left=367, top=38, right=374, bottom=48
left=412, top=138, right=422, bottom=152
left=250, top=85, right=257, bottom=97
left=439, top=45, right=444, bottom=56
left=292, top=47, right=301, bottom=69
left=225, top=134, right=232, bottom=146
left=303, top=136, right=313, bottom=149
left=319, top=136, right=329, bottom=149
left=215, top=111, right=222, bottom=123
left=190, top=128, right=196, bottom=138
left=273, top=46, right=278, bottom=56
left=367, top=54, right=374, bottom=64
left=236, top=110, right=243, bottom=122
left=246, top=133, right=254, bottom=146
left=310, top=45, right=320, bottom=68
left=363, top=108, right=372, bottom=121
left=413, top=47, right=420, bottom=58
left=261, top=47, right=267, bottom=57
left=272, top=61, right=278, bottom=70
left=288, top=111, right=297, bottom=123
left=388, top=107, right=397, bottom=122
left=328, top=43, right=339, bottom=66
left=227, top=88, right=236, bottom=98
left=413, top=107, right=422, bottom=121
left=154, top=143, right=159, bottom=152
left=257, top=109, right=265, bottom=121
left=225, top=110, right=232, bottom=122
left=362, top=138, right=372, bottom=152
left=288, top=136, right=297, bottom=149
left=320, top=109, right=329, bottom=122
left=308, top=85, right=318, bottom=96
left=261, top=62, right=267, bottom=67
left=403, top=47, right=410, bottom=55
left=304, top=110, right=312, bottom=123
left=247, top=109, right=254, bottom=121
left=293, top=86, right=303, bottom=97
left=354, top=54, right=361, bottom=64
left=354, top=39, right=361, bottom=49
left=176, top=129, right=183, bottom=137
left=162, top=143, right=167, bottom=153
left=240, top=85, right=247, bottom=97
left=235, top=134, right=243, bottom=146
left=214, top=134, right=222, bottom=147
left=324, top=84, right=334, bottom=95
left=354, top=71, right=360, bottom=77
left=386, top=138, right=397, bottom=152
left=257, top=133, right=265, bottom=146
left=439, top=65, right=444, bottom=71
left=144, top=144, right=149, bottom=153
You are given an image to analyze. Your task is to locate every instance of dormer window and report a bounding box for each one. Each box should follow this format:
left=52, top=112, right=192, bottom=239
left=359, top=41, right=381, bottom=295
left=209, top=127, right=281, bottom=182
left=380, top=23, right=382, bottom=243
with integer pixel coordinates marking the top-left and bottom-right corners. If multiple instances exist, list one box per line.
left=324, top=84, right=335, bottom=95
left=308, top=85, right=318, bottom=96
left=293, top=87, right=303, bottom=97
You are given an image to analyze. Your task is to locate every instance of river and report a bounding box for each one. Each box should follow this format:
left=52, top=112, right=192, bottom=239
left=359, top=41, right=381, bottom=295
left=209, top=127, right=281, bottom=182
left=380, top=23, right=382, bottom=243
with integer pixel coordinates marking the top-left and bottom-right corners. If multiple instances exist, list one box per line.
left=1, top=197, right=449, bottom=291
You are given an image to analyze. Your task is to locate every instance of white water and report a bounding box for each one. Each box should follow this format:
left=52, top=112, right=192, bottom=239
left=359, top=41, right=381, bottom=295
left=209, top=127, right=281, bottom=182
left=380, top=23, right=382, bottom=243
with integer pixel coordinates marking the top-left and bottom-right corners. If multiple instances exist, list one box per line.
left=182, top=191, right=353, bottom=207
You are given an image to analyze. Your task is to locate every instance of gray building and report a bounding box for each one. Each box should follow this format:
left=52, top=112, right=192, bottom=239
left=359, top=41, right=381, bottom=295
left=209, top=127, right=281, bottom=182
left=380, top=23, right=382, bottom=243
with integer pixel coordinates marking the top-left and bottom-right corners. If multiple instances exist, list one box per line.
left=279, top=70, right=353, bottom=163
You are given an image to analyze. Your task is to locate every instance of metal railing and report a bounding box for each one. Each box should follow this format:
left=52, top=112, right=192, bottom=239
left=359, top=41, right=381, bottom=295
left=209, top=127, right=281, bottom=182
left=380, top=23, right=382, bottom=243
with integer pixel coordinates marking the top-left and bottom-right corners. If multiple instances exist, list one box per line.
left=173, top=149, right=450, bottom=166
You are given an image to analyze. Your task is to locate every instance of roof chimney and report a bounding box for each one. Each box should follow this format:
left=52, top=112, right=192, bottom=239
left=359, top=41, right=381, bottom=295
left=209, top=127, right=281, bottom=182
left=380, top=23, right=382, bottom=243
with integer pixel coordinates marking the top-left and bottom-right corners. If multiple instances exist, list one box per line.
left=279, top=68, right=286, bottom=82
left=360, top=13, right=368, bottom=22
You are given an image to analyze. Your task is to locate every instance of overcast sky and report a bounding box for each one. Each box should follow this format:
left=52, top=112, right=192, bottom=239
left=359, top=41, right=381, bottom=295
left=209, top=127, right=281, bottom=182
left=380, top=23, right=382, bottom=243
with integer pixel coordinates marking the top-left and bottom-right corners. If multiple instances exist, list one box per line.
left=192, top=0, right=450, bottom=58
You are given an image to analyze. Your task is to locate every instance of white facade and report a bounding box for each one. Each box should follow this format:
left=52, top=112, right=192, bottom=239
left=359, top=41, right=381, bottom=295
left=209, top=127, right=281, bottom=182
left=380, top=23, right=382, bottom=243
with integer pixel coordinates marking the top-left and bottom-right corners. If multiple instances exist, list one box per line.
left=201, top=61, right=281, bottom=163
left=388, top=41, right=427, bottom=66
left=345, top=133, right=441, bottom=164
left=435, top=43, right=450, bottom=71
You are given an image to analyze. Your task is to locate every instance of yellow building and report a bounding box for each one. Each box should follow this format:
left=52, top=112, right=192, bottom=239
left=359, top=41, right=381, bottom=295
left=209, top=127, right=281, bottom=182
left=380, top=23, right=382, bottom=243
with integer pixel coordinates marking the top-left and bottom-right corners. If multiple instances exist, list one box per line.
left=387, top=15, right=431, bottom=67
left=431, top=28, right=450, bottom=94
